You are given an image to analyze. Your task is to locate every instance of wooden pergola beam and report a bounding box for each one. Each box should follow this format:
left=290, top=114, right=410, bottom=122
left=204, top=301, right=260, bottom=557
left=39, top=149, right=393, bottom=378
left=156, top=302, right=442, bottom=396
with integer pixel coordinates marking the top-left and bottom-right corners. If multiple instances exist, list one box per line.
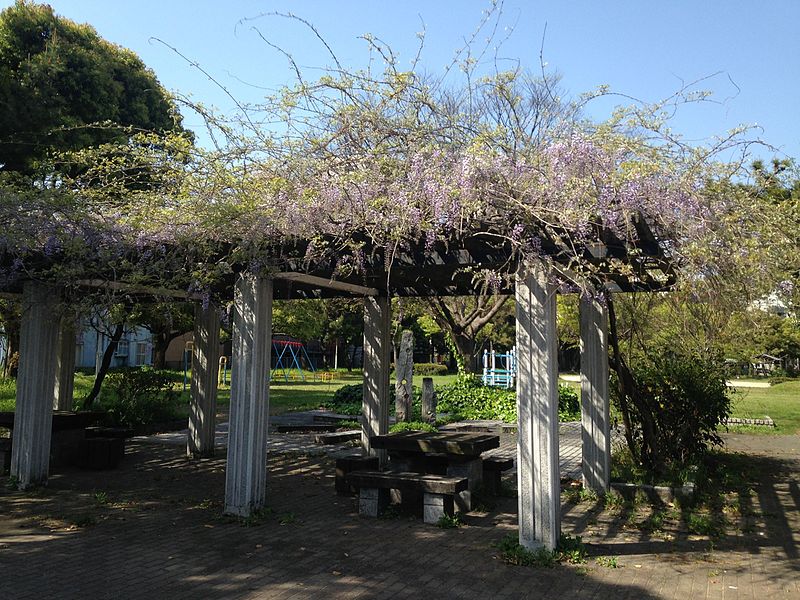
left=272, top=273, right=378, bottom=297
left=74, top=279, right=203, bottom=300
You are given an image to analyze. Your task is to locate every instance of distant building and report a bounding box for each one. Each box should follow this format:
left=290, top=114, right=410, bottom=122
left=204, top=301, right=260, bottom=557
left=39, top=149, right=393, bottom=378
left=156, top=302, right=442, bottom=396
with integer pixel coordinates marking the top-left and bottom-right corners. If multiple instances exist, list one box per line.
left=751, top=292, right=790, bottom=318
left=75, top=324, right=153, bottom=369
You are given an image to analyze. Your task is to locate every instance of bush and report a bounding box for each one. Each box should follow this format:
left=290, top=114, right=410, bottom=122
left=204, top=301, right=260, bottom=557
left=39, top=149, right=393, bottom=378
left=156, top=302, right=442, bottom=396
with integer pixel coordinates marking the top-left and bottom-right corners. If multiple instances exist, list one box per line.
left=558, top=384, right=579, bottom=419
left=323, top=383, right=425, bottom=418
left=436, top=374, right=580, bottom=422
left=390, top=420, right=437, bottom=433
left=322, top=383, right=362, bottom=416
left=413, top=363, right=449, bottom=376
left=436, top=374, right=517, bottom=422
left=99, top=368, right=181, bottom=427
left=612, top=349, right=731, bottom=476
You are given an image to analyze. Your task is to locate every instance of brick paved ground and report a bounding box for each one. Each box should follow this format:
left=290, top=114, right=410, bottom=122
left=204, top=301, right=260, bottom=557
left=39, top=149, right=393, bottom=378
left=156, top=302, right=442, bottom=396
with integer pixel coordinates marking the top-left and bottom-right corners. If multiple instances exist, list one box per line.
left=1, top=432, right=798, bottom=599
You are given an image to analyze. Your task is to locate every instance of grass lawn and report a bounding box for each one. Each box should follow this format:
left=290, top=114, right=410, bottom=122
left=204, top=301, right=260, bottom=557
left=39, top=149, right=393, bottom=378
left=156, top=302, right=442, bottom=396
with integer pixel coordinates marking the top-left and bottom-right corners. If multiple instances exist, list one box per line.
left=728, top=380, right=800, bottom=435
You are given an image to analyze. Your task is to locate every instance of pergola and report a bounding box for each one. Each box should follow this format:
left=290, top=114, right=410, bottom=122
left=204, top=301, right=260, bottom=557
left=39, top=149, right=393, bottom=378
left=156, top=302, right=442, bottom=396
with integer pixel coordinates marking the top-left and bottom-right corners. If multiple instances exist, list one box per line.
left=5, top=220, right=673, bottom=550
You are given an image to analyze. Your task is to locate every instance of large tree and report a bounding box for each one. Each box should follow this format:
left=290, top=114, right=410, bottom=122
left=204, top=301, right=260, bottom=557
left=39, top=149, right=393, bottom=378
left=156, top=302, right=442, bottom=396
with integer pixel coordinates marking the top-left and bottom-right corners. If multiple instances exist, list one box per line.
left=0, top=0, right=184, bottom=175
left=0, top=1, right=189, bottom=393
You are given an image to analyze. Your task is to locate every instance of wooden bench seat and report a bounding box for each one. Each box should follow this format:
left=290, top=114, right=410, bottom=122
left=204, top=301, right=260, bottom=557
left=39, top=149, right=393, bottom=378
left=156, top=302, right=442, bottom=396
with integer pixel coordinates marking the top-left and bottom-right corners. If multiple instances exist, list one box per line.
left=347, top=470, right=468, bottom=524
left=482, top=456, right=514, bottom=495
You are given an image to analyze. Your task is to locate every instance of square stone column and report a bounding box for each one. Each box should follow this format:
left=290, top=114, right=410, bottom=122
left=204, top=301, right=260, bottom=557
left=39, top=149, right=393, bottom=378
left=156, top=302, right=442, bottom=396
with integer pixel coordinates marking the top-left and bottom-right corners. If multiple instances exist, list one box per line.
left=188, top=303, right=221, bottom=458
left=225, top=275, right=272, bottom=516
left=361, top=295, right=390, bottom=465
left=515, top=263, right=560, bottom=550
left=53, top=316, right=76, bottom=412
left=11, top=282, right=60, bottom=489
left=580, top=295, right=611, bottom=492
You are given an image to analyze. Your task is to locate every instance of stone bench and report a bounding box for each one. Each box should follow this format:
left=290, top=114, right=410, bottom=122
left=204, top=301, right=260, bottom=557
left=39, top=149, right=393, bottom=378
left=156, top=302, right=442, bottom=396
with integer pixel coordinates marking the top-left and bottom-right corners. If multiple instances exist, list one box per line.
left=335, top=454, right=380, bottom=495
left=347, top=470, right=468, bottom=524
left=79, top=437, right=125, bottom=470
left=85, top=427, right=135, bottom=439
left=316, top=430, right=361, bottom=445
left=482, top=456, right=513, bottom=495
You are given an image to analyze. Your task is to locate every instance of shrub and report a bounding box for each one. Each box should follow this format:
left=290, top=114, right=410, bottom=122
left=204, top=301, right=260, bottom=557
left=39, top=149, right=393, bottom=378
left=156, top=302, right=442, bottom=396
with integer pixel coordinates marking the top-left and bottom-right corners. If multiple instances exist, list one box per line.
left=413, top=363, right=449, bottom=376
left=611, top=349, right=731, bottom=476
left=389, top=420, right=437, bottom=433
left=436, top=374, right=517, bottom=422
left=436, top=374, right=581, bottom=422
left=558, top=384, right=579, bottom=419
left=330, top=383, right=362, bottom=407
left=99, top=368, right=180, bottom=427
left=323, top=383, right=425, bottom=419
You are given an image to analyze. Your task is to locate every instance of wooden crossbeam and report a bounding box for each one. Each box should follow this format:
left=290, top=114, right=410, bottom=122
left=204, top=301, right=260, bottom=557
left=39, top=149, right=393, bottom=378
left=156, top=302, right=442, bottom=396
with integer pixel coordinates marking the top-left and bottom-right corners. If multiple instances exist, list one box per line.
left=272, top=273, right=379, bottom=296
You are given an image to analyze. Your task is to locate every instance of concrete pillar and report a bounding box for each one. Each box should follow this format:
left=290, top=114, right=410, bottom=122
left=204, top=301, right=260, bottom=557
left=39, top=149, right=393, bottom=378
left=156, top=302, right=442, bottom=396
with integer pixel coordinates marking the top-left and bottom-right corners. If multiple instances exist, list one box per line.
left=580, top=294, right=611, bottom=492
left=362, top=295, right=390, bottom=465
left=11, top=282, right=60, bottom=489
left=515, top=263, right=560, bottom=551
left=224, top=275, right=272, bottom=516
left=53, top=316, right=76, bottom=412
left=188, top=303, right=220, bottom=458
left=395, top=329, right=413, bottom=422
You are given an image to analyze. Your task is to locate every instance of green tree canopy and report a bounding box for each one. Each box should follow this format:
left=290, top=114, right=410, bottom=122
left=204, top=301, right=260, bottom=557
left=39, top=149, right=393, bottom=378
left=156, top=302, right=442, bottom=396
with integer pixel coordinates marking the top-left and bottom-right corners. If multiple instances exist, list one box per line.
left=0, top=0, right=185, bottom=175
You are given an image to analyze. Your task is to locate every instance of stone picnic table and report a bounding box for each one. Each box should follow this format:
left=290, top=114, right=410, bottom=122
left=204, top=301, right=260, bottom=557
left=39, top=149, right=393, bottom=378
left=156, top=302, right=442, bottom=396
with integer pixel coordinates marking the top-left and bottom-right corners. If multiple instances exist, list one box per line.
left=369, top=430, right=500, bottom=511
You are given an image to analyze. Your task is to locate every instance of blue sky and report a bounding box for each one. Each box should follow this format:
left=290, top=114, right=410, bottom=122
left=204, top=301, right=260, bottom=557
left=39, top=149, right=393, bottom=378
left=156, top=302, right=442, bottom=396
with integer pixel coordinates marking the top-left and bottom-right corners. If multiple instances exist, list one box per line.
left=5, top=1, right=799, bottom=162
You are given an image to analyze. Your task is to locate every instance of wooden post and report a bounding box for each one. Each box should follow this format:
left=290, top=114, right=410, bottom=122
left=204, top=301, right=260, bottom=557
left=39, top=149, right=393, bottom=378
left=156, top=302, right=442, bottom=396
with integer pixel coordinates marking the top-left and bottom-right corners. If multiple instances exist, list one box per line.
left=224, top=275, right=272, bottom=516
left=515, top=263, right=560, bottom=550
left=188, top=303, right=221, bottom=458
left=362, top=296, right=390, bottom=465
left=580, top=294, right=611, bottom=492
left=395, top=329, right=414, bottom=422
left=421, top=377, right=436, bottom=423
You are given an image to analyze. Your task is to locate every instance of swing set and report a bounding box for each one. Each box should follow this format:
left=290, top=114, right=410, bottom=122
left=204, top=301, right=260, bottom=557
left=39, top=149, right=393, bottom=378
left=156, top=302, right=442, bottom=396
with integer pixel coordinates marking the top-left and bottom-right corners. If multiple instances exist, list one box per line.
left=271, top=339, right=317, bottom=382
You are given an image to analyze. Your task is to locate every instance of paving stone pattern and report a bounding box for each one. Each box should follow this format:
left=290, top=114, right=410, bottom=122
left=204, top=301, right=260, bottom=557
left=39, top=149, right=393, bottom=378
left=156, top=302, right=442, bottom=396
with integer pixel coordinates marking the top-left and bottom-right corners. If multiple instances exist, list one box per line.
left=0, top=432, right=798, bottom=599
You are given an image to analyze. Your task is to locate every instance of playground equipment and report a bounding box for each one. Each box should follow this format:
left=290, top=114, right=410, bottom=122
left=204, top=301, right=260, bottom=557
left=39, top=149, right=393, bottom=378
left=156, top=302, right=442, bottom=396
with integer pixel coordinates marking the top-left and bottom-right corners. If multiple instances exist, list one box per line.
left=219, top=356, right=228, bottom=385
left=271, top=339, right=317, bottom=382
left=482, top=347, right=516, bottom=388
left=182, top=340, right=194, bottom=391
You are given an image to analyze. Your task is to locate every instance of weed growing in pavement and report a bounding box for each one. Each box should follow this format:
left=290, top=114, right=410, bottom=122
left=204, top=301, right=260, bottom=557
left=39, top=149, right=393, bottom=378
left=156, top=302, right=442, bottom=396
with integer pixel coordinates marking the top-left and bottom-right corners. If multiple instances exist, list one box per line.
left=93, top=491, right=109, bottom=505
left=436, top=513, right=463, bottom=529
left=495, top=535, right=557, bottom=567
left=495, top=533, right=588, bottom=567
left=596, top=556, right=620, bottom=568
left=224, top=507, right=275, bottom=527
left=278, top=512, right=297, bottom=525
left=556, top=534, right=587, bottom=564
left=602, top=490, right=624, bottom=509
left=564, top=485, right=599, bottom=504
left=687, top=512, right=725, bottom=537
left=637, top=509, right=667, bottom=534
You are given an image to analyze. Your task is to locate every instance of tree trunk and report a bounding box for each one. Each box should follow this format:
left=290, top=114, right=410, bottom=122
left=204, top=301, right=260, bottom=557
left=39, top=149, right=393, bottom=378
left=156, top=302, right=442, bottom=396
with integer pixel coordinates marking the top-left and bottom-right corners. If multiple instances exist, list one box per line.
left=451, top=333, right=477, bottom=373
left=0, top=302, right=20, bottom=378
left=82, top=322, right=125, bottom=409
left=152, top=333, right=169, bottom=370
left=607, top=298, right=662, bottom=473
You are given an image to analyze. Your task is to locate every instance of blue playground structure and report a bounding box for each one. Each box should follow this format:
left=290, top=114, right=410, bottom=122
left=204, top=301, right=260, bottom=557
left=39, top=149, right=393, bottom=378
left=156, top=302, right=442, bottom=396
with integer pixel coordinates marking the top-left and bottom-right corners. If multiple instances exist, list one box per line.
left=482, top=347, right=516, bottom=388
